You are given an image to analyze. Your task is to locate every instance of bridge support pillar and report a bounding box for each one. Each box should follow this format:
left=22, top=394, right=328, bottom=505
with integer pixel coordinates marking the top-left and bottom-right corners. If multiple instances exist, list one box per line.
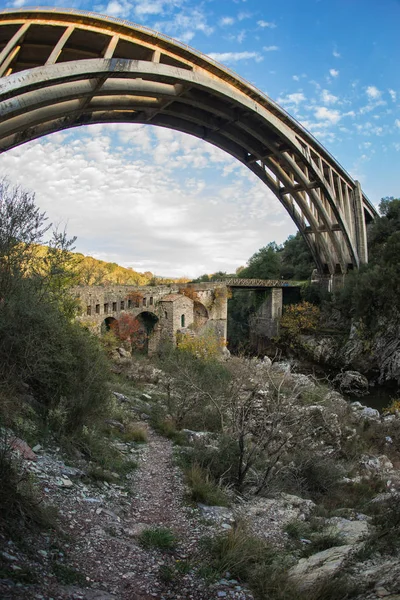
left=352, top=180, right=368, bottom=265
left=249, top=287, right=283, bottom=344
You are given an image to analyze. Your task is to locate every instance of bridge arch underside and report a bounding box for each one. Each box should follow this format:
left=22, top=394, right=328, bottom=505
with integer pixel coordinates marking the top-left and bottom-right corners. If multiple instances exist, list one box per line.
left=0, top=9, right=377, bottom=275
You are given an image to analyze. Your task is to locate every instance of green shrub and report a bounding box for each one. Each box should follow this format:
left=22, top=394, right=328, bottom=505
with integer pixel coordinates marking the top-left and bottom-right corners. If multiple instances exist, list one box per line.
left=52, top=562, right=86, bottom=585
left=138, top=526, right=177, bottom=551
left=184, top=464, right=230, bottom=506
left=280, top=453, right=345, bottom=501
left=300, top=531, right=345, bottom=557
left=0, top=435, right=58, bottom=534
left=121, top=424, right=148, bottom=443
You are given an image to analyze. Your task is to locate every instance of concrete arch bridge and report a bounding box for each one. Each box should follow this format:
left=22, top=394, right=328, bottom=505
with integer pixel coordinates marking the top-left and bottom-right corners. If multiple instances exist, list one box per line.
left=0, top=8, right=377, bottom=281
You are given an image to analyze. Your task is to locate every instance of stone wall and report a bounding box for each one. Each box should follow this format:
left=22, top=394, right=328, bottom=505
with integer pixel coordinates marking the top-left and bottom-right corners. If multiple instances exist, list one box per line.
left=72, top=284, right=229, bottom=353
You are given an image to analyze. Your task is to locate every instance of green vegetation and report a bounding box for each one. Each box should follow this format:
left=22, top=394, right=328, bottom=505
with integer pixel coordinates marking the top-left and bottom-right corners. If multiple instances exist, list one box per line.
left=138, top=526, right=177, bottom=550
left=0, top=178, right=142, bottom=538
left=237, top=234, right=314, bottom=281
left=331, top=196, right=400, bottom=329
left=184, top=463, right=230, bottom=506
left=201, top=525, right=357, bottom=600
left=0, top=433, right=58, bottom=534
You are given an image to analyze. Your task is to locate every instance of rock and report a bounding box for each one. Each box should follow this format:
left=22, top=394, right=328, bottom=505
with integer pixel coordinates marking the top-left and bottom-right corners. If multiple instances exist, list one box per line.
left=221, top=346, right=231, bottom=360
left=9, top=437, right=37, bottom=461
left=280, top=493, right=316, bottom=512
left=32, top=444, right=42, bottom=453
left=360, top=454, right=394, bottom=473
left=197, top=504, right=234, bottom=523
left=326, top=517, right=369, bottom=544
left=113, top=391, right=130, bottom=403
left=117, top=347, right=131, bottom=359
left=141, top=392, right=152, bottom=401
left=299, top=335, right=339, bottom=365
left=334, top=371, right=369, bottom=396
left=61, top=465, right=85, bottom=479
left=360, top=406, right=380, bottom=420
left=124, top=523, right=148, bottom=537
left=182, top=429, right=212, bottom=443
left=376, top=588, right=391, bottom=598
left=262, top=356, right=272, bottom=367
left=288, top=544, right=356, bottom=590
left=1, top=552, right=18, bottom=562
left=57, top=477, right=73, bottom=488
left=104, top=419, right=125, bottom=433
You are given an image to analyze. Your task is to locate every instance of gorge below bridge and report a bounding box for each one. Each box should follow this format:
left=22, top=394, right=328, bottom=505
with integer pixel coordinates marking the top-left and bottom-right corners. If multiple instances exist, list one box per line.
left=75, top=280, right=297, bottom=354
left=0, top=7, right=378, bottom=287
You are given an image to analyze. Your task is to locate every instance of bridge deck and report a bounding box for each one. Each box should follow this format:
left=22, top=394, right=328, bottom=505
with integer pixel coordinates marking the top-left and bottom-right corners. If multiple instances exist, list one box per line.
left=204, top=279, right=302, bottom=288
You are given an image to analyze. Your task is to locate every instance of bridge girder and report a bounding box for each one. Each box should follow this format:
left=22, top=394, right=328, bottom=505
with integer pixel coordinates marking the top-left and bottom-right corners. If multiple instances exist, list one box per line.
left=0, top=8, right=377, bottom=275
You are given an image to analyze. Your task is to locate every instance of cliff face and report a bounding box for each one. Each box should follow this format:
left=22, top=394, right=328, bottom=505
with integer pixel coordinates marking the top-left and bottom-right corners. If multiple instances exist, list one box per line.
left=295, top=315, right=400, bottom=385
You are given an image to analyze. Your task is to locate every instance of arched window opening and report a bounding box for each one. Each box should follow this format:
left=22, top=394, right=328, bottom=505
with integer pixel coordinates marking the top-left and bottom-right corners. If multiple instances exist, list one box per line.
left=181, top=314, right=185, bottom=327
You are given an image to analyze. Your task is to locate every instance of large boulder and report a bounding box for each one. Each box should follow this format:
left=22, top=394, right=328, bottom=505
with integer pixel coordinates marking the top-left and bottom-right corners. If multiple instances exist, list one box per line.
left=288, top=544, right=356, bottom=591
left=333, top=370, right=369, bottom=396
left=325, top=517, right=369, bottom=544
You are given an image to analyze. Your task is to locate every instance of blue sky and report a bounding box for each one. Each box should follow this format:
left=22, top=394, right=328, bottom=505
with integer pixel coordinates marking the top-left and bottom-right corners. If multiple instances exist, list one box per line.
left=0, top=0, right=399, bottom=277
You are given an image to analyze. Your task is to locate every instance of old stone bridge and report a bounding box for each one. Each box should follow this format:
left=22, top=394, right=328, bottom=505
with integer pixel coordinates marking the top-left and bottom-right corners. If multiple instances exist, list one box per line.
left=74, top=279, right=293, bottom=353
left=0, top=8, right=377, bottom=285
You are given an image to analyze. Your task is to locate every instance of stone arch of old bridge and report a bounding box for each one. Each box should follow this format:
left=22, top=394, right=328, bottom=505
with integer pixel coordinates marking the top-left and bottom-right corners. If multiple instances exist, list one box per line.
left=75, top=280, right=297, bottom=354
left=0, top=8, right=377, bottom=278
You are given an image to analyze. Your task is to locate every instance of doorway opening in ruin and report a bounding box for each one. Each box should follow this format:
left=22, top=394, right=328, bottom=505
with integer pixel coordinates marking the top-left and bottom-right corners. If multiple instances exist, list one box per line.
left=132, top=311, right=159, bottom=354
left=101, top=316, right=118, bottom=334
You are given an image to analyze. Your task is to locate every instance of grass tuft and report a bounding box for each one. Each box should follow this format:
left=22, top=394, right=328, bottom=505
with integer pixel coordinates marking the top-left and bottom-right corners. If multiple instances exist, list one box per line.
left=185, top=463, right=230, bottom=506
left=138, top=526, right=177, bottom=551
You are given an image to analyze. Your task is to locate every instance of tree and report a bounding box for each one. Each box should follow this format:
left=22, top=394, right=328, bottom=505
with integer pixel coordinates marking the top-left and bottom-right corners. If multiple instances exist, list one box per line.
left=280, top=233, right=314, bottom=280
left=0, top=178, right=110, bottom=434
left=0, top=178, right=49, bottom=296
left=239, top=242, right=282, bottom=279
left=334, top=197, right=400, bottom=329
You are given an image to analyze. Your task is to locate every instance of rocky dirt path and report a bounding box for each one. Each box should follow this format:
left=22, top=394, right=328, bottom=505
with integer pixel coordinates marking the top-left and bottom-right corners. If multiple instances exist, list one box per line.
left=1, top=426, right=251, bottom=600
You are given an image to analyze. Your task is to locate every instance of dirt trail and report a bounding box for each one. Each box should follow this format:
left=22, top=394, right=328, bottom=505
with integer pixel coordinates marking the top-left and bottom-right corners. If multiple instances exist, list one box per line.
left=1, top=426, right=250, bottom=600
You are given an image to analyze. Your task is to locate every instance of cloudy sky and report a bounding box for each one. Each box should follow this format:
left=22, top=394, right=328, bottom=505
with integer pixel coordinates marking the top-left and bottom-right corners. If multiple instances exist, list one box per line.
left=0, top=0, right=399, bottom=278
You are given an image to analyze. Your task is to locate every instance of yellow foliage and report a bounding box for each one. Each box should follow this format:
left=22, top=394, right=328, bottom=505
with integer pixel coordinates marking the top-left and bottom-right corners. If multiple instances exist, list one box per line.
left=177, top=329, right=226, bottom=360
left=383, top=399, right=400, bottom=415
left=179, top=286, right=200, bottom=302
left=280, top=301, right=320, bottom=337
left=212, top=286, right=232, bottom=309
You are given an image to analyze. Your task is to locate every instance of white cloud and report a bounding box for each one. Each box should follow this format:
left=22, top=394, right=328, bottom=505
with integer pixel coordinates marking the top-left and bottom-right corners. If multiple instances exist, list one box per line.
left=154, top=9, right=214, bottom=42
left=278, top=92, right=306, bottom=106
left=321, top=89, right=338, bottom=104
left=207, top=51, right=263, bottom=64
left=329, top=69, right=339, bottom=78
left=257, top=20, right=277, bottom=28
left=314, top=106, right=342, bottom=124
left=220, top=16, right=235, bottom=26
left=395, top=119, right=400, bottom=128
left=104, top=0, right=130, bottom=17
left=0, top=126, right=295, bottom=278
left=389, top=89, right=397, bottom=102
left=333, top=49, right=341, bottom=58
left=263, top=45, right=279, bottom=52
left=366, top=85, right=382, bottom=100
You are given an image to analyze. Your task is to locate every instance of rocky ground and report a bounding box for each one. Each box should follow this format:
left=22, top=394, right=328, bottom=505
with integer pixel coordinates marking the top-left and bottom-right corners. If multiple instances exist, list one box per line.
left=0, top=420, right=253, bottom=600
left=2, top=357, right=400, bottom=600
